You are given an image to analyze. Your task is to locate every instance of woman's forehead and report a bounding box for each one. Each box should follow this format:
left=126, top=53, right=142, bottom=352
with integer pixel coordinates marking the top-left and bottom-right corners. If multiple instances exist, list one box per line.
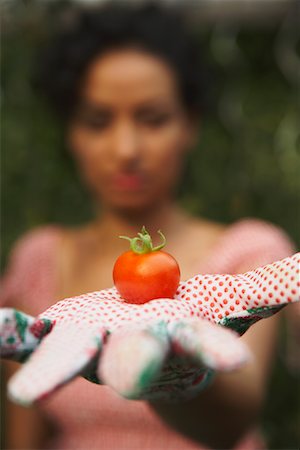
left=80, top=48, right=181, bottom=106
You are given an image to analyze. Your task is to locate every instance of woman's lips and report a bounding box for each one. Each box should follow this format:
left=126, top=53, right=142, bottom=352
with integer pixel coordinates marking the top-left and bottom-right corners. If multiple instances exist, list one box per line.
left=111, top=173, right=145, bottom=190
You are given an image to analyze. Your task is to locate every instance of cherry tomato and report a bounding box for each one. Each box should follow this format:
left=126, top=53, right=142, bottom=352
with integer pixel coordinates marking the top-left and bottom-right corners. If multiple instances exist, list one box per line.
left=113, top=227, right=180, bottom=304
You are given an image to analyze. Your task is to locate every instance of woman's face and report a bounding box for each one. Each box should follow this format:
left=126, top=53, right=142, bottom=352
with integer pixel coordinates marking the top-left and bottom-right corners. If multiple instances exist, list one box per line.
left=68, top=48, right=196, bottom=213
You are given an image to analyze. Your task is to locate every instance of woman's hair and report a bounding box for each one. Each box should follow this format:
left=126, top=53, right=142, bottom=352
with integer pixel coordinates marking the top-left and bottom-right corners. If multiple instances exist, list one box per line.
left=33, top=1, right=208, bottom=120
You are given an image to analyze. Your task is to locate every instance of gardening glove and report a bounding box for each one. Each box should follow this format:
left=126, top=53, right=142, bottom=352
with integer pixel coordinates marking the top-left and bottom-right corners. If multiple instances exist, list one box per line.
left=1, top=252, right=299, bottom=406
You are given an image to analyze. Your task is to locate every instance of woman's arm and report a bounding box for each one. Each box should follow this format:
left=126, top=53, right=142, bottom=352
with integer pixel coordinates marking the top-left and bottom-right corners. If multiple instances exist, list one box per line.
left=3, top=360, right=51, bottom=450
left=150, top=307, right=280, bottom=449
left=1, top=230, right=61, bottom=449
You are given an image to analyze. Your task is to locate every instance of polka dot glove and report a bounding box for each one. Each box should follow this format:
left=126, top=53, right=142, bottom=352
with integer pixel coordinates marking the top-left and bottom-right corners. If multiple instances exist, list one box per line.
left=1, top=253, right=299, bottom=406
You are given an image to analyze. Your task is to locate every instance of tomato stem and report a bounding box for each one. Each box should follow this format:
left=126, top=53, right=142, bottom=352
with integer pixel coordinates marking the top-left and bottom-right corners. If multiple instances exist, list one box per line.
left=119, top=226, right=166, bottom=254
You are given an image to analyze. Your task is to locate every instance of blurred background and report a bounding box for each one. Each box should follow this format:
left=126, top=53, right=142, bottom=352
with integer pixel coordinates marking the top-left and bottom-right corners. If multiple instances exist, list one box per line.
left=1, top=0, right=300, bottom=448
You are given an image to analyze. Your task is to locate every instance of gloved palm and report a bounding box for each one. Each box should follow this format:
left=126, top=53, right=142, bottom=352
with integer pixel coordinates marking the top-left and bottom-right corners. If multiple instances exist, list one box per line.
left=1, top=253, right=299, bottom=405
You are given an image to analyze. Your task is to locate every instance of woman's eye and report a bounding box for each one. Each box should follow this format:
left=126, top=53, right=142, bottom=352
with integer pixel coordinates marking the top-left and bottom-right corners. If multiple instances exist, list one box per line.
left=82, top=116, right=111, bottom=130
left=75, top=111, right=111, bottom=130
left=139, top=113, right=171, bottom=127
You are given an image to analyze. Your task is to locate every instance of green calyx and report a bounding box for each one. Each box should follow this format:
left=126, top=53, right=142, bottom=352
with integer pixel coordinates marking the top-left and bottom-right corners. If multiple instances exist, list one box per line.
left=119, top=226, right=166, bottom=254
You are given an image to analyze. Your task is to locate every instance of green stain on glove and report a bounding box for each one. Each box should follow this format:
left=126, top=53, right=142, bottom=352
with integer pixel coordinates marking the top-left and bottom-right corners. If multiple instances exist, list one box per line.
left=40, top=318, right=53, bottom=337
left=138, top=359, right=162, bottom=390
left=221, top=305, right=284, bottom=335
left=15, top=311, right=28, bottom=342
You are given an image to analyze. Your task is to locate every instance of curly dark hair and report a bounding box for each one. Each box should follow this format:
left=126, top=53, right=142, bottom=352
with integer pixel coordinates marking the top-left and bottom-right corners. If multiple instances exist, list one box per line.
left=33, top=1, right=208, bottom=120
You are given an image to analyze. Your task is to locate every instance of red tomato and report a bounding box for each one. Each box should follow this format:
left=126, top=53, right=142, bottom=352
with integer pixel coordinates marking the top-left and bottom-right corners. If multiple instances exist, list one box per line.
left=113, top=227, right=180, bottom=304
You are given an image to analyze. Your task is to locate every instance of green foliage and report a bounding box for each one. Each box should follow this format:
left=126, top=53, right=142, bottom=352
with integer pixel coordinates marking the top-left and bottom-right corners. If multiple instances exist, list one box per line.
left=1, top=2, right=299, bottom=448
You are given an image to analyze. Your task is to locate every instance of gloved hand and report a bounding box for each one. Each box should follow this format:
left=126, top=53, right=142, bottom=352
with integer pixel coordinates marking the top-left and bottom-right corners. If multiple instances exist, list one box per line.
left=1, top=253, right=299, bottom=406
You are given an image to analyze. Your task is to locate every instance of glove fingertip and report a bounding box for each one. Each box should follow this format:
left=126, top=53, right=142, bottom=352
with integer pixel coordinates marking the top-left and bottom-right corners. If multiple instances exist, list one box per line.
left=169, top=320, right=252, bottom=371
left=99, top=329, right=167, bottom=398
left=8, top=370, right=38, bottom=406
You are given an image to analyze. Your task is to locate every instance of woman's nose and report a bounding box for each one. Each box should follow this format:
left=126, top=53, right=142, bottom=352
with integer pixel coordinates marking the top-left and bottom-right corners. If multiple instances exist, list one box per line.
left=111, top=121, right=141, bottom=165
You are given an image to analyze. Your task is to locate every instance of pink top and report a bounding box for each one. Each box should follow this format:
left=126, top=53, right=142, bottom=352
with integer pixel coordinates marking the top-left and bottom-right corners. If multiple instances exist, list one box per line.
left=1, top=217, right=295, bottom=450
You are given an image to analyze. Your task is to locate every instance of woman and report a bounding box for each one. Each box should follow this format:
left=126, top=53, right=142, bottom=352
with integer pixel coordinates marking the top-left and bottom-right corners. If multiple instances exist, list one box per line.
left=1, top=3, right=295, bottom=449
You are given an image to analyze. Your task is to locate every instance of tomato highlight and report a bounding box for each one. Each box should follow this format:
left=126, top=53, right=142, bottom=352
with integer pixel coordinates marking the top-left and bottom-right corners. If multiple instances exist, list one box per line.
left=113, top=227, right=180, bottom=304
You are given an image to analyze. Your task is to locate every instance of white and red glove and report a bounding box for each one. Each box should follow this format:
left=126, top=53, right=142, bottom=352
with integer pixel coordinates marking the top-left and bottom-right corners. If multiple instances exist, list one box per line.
left=1, top=253, right=299, bottom=405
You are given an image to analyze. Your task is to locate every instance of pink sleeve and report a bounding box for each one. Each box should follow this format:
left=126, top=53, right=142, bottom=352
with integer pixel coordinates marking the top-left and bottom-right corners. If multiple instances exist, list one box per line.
left=0, top=227, right=61, bottom=314
left=227, top=218, right=296, bottom=272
